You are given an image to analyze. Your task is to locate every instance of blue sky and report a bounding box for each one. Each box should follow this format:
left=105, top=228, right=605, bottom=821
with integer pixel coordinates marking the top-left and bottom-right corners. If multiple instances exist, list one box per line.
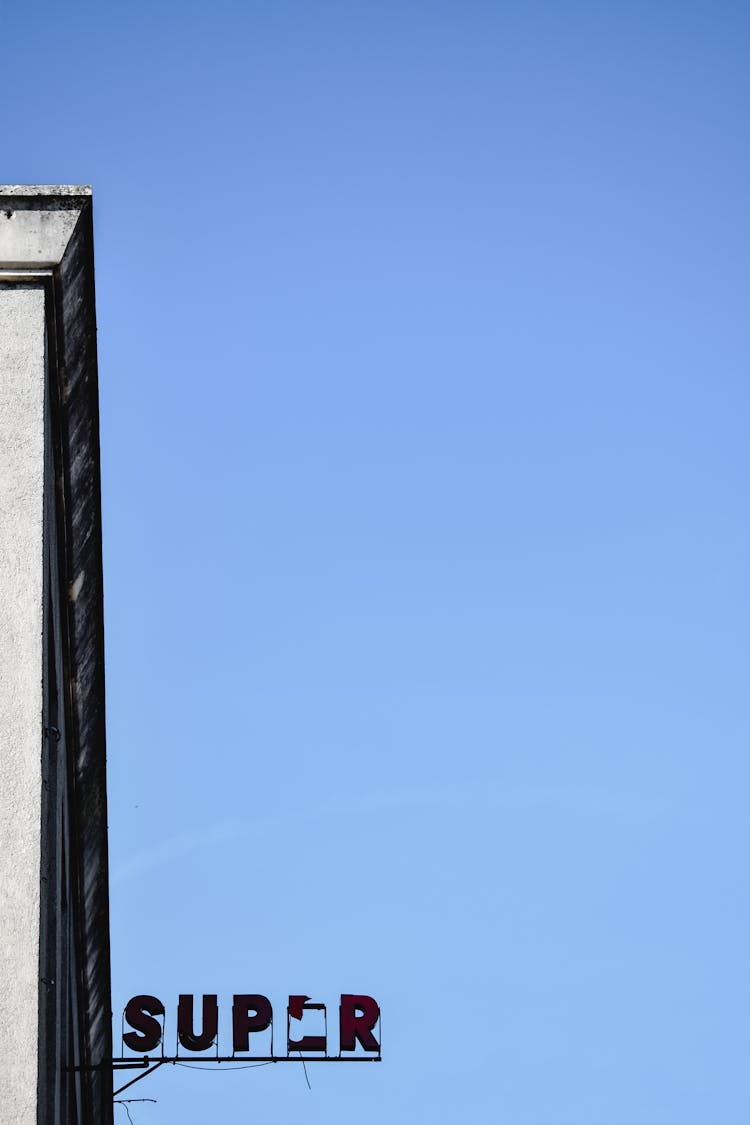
left=6, top=1, right=750, bottom=1120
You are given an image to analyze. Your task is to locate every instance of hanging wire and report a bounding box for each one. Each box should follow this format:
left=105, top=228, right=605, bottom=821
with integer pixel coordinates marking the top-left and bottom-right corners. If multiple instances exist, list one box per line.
left=115, top=1099, right=157, bottom=1114
left=175, top=1060, right=274, bottom=1072
left=114, top=1104, right=135, bottom=1125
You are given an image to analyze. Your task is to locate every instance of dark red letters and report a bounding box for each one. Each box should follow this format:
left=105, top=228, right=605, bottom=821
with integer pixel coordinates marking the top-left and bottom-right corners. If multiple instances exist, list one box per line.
left=123, top=995, right=165, bottom=1053
left=122, top=993, right=381, bottom=1055
left=287, top=996, right=327, bottom=1053
left=339, top=994, right=380, bottom=1053
left=177, top=994, right=219, bottom=1052
left=231, top=994, right=273, bottom=1052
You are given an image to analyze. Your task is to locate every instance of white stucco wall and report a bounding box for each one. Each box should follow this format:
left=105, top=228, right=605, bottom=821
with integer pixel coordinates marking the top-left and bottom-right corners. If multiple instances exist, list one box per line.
left=0, top=284, right=46, bottom=1124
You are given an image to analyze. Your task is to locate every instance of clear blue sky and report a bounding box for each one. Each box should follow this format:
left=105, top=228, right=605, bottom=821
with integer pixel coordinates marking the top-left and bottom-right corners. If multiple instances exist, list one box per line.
left=6, top=1, right=750, bottom=1120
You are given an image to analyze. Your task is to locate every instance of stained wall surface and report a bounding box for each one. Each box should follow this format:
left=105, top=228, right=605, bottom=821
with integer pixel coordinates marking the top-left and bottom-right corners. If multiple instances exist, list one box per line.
left=0, top=284, right=46, bottom=1124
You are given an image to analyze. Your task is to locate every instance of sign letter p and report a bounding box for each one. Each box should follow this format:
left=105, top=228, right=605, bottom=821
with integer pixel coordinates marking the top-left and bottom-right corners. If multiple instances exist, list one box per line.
left=232, top=994, right=273, bottom=1052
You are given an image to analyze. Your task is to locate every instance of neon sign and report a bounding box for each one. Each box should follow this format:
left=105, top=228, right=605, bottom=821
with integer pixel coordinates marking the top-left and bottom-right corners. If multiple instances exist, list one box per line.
left=121, top=993, right=381, bottom=1061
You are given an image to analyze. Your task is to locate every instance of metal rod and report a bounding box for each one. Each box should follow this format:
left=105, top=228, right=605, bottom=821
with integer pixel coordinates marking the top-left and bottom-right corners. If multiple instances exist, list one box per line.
left=70, top=1055, right=381, bottom=1072
left=113, top=1061, right=167, bottom=1097
left=117, top=1056, right=381, bottom=1064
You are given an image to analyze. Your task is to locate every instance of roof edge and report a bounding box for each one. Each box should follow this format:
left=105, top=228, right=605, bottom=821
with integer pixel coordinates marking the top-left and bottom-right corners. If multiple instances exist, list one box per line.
left=0, top=185, right=92, bottom=197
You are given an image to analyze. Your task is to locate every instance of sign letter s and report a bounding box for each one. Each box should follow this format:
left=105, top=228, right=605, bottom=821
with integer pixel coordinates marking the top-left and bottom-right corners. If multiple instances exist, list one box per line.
left=123, top=995, right=165, bottom=1053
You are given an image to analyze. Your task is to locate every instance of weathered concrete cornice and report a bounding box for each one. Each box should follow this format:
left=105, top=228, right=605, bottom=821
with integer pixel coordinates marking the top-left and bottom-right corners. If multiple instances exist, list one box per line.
left=0, top=185, right=92, bottom=196
left=0, top=186, right=92, bottom=268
